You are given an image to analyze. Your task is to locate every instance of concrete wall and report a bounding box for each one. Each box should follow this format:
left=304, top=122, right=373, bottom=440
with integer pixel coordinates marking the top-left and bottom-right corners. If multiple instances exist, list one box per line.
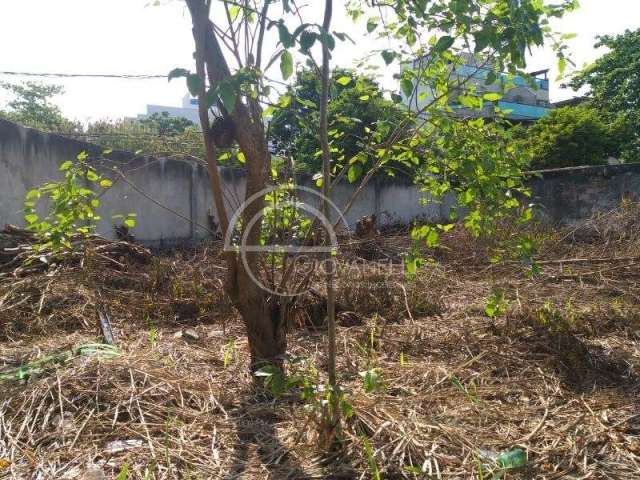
left=528, top=164, right=640, bottom=224
left=2, top=118, right=640, bottom=246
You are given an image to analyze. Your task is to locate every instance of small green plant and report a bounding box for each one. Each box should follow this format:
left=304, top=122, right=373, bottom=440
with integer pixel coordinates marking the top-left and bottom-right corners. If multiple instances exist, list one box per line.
left=115, top=462, right=130, bottom=480
left=147, top=327, right=158, bottom=348
left=23, top=152, right=135, bottom=252
left=449, top=374, right=481, bottom=405
left=485, top=288, right=509, bottom=319
left=538, top=301, right=572, bottom=335
left=362, top=436, right=381, bottom=480
left=222, top=339, right=236, bottom=368
left=255, top=361, right=354, bottom=433
left=359, top=368, right=384, bottom=393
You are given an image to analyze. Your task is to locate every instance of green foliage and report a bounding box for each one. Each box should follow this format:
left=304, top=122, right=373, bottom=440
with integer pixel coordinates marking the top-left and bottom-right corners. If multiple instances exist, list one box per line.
left=255, top=361, right=354, bottom=429
left=362, top=436, right=381, bottom=480
left=412, top=117, right=532, bottom=241
left=24, top=152, right=134, bottom=253
left=222, top=340, right=236, bottom=368
left=268, top=68, right=407, bottom=175
left=139, top=111, right=195, bottom=135
left=0, top=81, right=79, bottom=131
left=485, top=288, right=509, bottom=319
left=521, top=105, right=632, bottom=169
left=570, top=28, right=640, bottom=112
left=569, top=28, right=640, bottom=159
left=359, top=367, right=383, bottom=393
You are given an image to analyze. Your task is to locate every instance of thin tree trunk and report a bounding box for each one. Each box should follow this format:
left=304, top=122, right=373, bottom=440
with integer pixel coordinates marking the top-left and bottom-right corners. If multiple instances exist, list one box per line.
left=319, top=0, right=339, bottom=432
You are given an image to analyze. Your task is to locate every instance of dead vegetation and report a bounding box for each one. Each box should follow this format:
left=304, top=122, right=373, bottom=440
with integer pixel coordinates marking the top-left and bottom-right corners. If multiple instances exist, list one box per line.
left=1, top=204, right=640, bottom=479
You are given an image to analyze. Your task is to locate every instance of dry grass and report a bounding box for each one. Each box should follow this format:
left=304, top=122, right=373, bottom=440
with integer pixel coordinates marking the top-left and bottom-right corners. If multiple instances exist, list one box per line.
left=2, top=206, right=640, bottom=479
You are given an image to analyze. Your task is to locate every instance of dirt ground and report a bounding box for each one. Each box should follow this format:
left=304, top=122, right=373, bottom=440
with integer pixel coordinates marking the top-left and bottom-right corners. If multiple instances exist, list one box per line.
left=1, top=207, right=640, bottom=479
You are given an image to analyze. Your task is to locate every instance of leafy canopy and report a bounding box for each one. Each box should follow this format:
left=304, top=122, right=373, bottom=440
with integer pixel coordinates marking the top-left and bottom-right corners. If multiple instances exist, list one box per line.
left=520, top=105, right=632, bottom=169
left=268, top=68, right=407, bottom=175
left=569, top=28, right=640, bottom=159
left=0, top=81, right=79, bottom=131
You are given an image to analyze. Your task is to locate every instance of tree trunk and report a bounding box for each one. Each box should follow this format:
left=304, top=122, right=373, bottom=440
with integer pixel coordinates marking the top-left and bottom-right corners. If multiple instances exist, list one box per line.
left=186, top=0, right=286, bottom=370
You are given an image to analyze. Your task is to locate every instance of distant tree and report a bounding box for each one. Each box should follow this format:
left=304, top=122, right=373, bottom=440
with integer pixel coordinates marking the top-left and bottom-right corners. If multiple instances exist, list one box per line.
left=269, top=68, right=407, bottom=175
left=0, top=81, right=79, bottom=131
left=569, top=29, right=640, bottom=160
left=521, top=105, right=631, bottom=169
left=139, top=111, right=196, bottom=135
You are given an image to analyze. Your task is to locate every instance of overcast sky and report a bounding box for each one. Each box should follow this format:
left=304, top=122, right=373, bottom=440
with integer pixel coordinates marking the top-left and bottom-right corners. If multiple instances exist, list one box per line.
left=0, top=0, right=638, bottom=123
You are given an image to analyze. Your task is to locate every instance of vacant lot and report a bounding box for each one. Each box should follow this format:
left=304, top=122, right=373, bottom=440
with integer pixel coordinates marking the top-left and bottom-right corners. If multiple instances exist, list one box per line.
left=1, top=207, right=639, bottom=479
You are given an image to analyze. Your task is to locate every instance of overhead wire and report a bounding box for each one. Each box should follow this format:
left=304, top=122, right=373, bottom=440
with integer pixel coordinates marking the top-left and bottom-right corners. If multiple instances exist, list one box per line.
left=0, top=71, right=168, bottom=80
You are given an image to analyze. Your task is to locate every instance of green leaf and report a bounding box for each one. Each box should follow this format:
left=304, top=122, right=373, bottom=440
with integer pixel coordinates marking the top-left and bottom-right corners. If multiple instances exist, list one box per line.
left=348, top=163, right=362, bottom=183
left=124, top=218, right=136, bottom=228
left=237, top=151, right=246, bottom=164
left=229, top=4, right=241, bottom=20
left=483, top=92, right=502, bottom=101
left=425, top=228, right=439, bottom=248
left=485, top=71, right=498, bottom=85
left=400, top=78, right=414, bottom=98
left=557, top=55, right=567, bottom=77
left=99, top=179, right=113, bottom=188
left=336, top=76, right=352, bottom=86
left=186, top=74, right=202, bottom=97
left=280, top=50, right=293, bottom=80
left=381, top=50, right=396, bottom=65
left=433, top=35, right=455, bottom=53
left=473, top=30, right=491, bottom=53
left=77, top=151, right=88, bottom=161
left=25, top=213, right=38, bottom=224
left=366, top=18, right=378, bottom=33
left=277, top=23, right=294, bottom=48
left=168, top=68, right=189, bottom=82
left=26, top=189, right=40, bottom=200
left=60, top=160, right=73, bottom=172
left=299, top=30, right=316, bottom=52
left=219, top=83, right=237, bottom=112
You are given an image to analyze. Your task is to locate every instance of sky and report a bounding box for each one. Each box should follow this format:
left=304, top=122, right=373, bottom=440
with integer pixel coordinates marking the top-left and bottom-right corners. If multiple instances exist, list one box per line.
left=0, top=0, right=638, bottom=123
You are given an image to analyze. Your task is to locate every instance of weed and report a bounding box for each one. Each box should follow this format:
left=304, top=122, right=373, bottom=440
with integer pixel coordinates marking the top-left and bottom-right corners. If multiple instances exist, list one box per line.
left=115, top=462, right=129, bottom=480
left=222, top=340, right=236, bottom=368
left=485, top=288, right=509, bottom=319
left=148, top=327, right=158, bottom=348
left=449, top=375, right=481, bottom=405
left=362, top=436, right=381, bottom=480
left=360, top=368, right=384, bottom=393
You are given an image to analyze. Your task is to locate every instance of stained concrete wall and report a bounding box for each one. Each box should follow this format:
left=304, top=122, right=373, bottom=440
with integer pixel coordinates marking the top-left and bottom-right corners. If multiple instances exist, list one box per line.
left=2, top=118, right=639, bottom=245
left=528, top=164, right=640, bottom=223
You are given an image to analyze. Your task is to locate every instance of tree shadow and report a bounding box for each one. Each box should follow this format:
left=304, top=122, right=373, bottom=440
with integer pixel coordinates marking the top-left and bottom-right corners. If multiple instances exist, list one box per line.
left=224, top=391, right=311, bottom=480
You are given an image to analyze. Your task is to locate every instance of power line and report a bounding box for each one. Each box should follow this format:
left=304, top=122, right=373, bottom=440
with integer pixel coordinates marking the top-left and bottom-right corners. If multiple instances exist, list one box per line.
left=0, top=71, right=168, bottom=80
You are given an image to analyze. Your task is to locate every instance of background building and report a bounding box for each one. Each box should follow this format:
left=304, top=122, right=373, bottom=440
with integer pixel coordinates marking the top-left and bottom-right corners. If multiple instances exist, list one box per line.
left=140, top=93, right=200, bottom=124
left=403, top=53, right=551, bottom=122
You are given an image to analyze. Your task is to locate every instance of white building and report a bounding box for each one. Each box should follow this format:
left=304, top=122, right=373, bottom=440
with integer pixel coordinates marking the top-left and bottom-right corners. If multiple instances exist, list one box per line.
left=140, top=94, right=200, bottom=124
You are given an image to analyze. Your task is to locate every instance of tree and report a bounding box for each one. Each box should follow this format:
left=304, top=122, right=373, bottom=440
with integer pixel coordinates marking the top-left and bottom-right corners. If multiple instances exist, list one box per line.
left=269, top=68, right=406, bottom=175
left=176, top=0, right=577, bottom=376
left=569, top=29, right=640, bottom=160
left=0, top=81, right=78, bottom=131
left=139, top=111, right=196, bottom=135
left=521, top=105, right=631, bottom=169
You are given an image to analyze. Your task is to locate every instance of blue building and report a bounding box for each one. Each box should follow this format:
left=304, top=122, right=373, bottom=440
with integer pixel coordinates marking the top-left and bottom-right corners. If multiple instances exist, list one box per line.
left=403, top=53, right=552, bottom=122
